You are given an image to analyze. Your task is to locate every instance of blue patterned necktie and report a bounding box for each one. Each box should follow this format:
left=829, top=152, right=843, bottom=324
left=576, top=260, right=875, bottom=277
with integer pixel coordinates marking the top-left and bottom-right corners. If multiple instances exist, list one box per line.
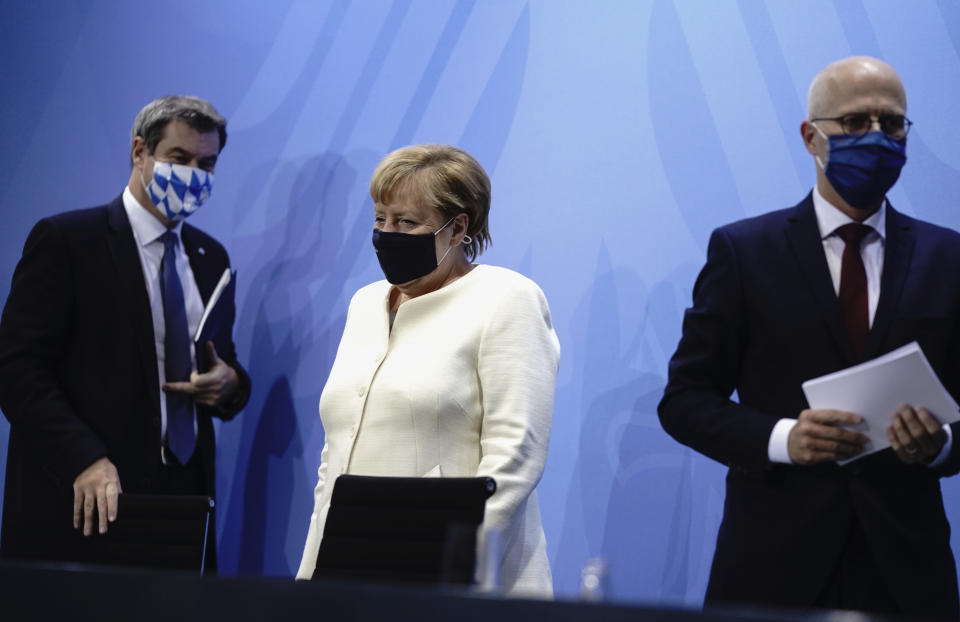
left=160, top=231, right=195, bottom=463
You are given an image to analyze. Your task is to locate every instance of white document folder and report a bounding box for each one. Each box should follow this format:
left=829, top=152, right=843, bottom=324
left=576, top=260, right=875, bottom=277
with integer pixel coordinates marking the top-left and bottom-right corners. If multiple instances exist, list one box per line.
left=801, top=341, right=959, bottom=462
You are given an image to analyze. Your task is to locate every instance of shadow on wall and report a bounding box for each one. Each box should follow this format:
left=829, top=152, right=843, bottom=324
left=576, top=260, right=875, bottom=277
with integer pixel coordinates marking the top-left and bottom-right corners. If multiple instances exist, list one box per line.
left=551, top=243, right=723, bottom=604
left=218, top=149, right=379, bottom=576
left=647, top=0, right=744, bottom=253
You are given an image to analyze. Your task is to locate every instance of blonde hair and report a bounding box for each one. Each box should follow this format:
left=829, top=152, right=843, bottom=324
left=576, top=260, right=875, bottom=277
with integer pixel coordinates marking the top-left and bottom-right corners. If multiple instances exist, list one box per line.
left=370, top=144, right=491, bottom=260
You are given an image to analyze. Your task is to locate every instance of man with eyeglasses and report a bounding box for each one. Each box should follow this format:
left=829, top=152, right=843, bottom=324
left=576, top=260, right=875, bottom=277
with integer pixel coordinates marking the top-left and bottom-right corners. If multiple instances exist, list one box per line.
left=659, top=56, right=960, bottom=617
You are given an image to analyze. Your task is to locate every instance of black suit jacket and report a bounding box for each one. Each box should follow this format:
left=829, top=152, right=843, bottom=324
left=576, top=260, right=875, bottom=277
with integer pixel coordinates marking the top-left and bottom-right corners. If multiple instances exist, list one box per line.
left=658, top=194, right=960, bottom=617
left=0, top=195, right=251, bottom=561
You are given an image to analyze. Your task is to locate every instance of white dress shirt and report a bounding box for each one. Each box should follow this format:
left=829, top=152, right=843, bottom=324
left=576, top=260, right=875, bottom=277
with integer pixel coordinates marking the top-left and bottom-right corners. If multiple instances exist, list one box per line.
left=768, top=186, right=952, bottom=464
left=122, top=187, right=204, bottom=446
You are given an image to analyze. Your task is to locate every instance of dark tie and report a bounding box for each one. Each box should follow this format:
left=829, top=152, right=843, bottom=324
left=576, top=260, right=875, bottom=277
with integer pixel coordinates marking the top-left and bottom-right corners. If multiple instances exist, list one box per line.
left=160, top=231, right=195, bottom=463
left=836, top=223, right=872, bottom=361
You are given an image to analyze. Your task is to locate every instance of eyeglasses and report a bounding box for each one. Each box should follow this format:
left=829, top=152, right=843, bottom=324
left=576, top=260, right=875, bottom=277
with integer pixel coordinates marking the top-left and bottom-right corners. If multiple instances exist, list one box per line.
left=810, top=113, right=912, bottom=139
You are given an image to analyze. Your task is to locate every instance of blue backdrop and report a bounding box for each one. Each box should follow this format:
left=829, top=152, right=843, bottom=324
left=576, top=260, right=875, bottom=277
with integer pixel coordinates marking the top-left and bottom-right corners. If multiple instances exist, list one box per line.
left=2, top=0, right=960, bottom=606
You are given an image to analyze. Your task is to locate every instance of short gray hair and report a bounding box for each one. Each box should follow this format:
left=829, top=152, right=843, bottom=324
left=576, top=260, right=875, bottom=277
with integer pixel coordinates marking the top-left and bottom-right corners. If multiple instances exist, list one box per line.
left=130, top=96, right=227, bottom=163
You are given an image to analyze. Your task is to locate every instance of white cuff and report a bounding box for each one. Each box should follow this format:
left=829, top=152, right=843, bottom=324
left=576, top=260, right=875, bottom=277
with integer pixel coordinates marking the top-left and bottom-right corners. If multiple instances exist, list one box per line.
left=768, top=418, right=797, bottom=464
left=927, top=424, right=953, bottom=468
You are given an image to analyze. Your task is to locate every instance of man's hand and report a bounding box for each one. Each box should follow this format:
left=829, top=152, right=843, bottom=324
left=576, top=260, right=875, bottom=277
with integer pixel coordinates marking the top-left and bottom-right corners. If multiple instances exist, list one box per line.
left=163, top=341, right=239, bottom=407
left=73, top=457, right=121, bottom=536
left=887, top=404, right=947, bottom=465
left=788, top=409, right=868, bottom=465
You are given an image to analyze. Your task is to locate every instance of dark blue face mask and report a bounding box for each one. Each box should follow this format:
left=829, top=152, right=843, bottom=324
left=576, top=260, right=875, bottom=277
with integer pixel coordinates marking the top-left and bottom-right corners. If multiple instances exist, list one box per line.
left=371, top=217, right=455, bottom=285
left=816, top=128, right=906, bottom=210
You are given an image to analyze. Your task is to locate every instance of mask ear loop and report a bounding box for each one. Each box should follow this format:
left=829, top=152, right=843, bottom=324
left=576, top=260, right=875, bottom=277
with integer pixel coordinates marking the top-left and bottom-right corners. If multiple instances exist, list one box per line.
left=435, top=217, right=473, bottom=265
left=433, top=216, right=457, bottom=235
left=139, top=167, right=152, bottom=198
left=442, top=214, right=472, bottom=245
left=434, top=216, right=460, bottom=267
left=134, top=137, right=155, bottom=199
left=812, top=122, right=829, bottom=171
left=433, top=214, right=473, bottom=249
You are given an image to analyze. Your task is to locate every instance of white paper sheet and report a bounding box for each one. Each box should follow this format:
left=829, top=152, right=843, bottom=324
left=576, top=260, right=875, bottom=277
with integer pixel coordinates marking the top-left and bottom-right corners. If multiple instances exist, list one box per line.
left=194, top=268, right=232, bottom=342
left=801, top=341, right=959, bottom=463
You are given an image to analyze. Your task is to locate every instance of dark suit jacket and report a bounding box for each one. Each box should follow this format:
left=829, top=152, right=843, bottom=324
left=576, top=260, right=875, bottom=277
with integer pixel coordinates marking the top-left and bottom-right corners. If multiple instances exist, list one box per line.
left=658, top=193, right=960, bottom=617
left=0, top=195, right=251, bottom=561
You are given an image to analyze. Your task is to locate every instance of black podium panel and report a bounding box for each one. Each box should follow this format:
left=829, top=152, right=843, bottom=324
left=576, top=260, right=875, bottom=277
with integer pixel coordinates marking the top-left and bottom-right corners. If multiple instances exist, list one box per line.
left=0, top=563, right=908, bottom=622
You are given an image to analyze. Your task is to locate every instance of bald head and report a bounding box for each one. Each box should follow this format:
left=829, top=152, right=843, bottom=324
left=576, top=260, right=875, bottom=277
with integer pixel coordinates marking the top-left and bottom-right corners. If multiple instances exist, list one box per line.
left=800, top=56, right=909, bottom=219
left=807, top=56, right=906, bottom=120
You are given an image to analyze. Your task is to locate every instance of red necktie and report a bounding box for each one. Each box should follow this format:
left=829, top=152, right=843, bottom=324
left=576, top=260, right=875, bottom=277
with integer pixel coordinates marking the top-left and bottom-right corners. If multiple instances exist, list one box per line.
left=836, top=223, right=872, bottom=361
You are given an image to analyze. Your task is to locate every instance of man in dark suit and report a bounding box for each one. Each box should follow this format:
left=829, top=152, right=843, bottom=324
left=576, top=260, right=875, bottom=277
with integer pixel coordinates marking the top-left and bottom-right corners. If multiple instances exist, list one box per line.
left=0, top=96, right=250, bottom=571
left=658, top=57, right=960, bottom=618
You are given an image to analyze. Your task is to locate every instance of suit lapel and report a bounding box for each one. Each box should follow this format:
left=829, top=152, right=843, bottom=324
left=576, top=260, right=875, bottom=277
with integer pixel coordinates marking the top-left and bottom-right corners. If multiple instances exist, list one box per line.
left=784, top=194, right=855, bottom=364
left=181, top=224, right=214, bottom=305
left=105, top=196, right=161, bottom=410
left=865, top=204, right=914, bottom=359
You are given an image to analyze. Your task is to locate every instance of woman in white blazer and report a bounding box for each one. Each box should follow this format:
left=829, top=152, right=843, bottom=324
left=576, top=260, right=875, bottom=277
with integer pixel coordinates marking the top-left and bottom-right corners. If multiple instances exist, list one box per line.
left=296, top=144, right=559, bottom=597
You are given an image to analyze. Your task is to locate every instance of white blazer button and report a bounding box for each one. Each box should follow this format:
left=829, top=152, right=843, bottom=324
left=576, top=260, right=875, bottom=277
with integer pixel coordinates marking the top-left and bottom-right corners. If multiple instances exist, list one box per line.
left=358, top=386, right=366, bottom=397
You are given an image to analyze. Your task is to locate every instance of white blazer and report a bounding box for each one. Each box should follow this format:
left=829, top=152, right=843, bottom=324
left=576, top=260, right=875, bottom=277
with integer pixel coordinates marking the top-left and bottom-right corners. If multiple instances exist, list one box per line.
left=296, top=265, right=560, bottom=597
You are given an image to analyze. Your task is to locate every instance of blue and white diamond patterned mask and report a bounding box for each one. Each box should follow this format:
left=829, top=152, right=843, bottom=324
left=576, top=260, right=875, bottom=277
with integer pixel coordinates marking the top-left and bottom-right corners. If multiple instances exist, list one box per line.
left=141, top=161, right=214, bottom=221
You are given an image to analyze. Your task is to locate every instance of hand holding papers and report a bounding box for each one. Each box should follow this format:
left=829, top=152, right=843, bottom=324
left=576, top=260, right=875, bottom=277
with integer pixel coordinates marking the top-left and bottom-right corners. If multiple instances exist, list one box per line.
left=165, top=268, right=239, bottom=407
left=802, top=342, right=959, bottom=463
left=194, top=268, right=235, bottom=373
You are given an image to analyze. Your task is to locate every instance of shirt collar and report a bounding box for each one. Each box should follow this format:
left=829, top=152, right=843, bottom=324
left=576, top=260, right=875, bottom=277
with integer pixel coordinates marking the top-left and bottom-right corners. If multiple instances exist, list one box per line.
left=122, top=185, right=183, bottom=248
left=812, top=184, right=886, bottom=242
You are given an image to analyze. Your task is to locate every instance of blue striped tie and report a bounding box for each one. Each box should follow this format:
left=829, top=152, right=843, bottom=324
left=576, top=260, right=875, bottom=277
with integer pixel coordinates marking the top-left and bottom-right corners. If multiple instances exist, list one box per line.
left=160, top=231, right=195, bottom=463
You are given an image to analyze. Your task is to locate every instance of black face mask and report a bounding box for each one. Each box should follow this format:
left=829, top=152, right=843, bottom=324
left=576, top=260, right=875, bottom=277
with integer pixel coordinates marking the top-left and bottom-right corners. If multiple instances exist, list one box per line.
left=371, top=217, right=455, bottom=284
